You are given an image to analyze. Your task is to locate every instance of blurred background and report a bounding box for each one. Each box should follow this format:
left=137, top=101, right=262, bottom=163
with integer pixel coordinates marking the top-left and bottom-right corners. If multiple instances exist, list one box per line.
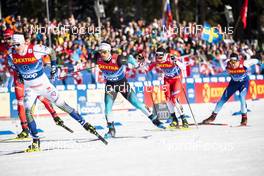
left=1, top=0, right=263, bottom=40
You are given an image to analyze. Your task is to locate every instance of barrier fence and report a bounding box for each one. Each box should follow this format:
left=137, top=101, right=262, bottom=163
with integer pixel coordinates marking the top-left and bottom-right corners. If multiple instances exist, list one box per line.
left=0, top=75, right=263, bottom=119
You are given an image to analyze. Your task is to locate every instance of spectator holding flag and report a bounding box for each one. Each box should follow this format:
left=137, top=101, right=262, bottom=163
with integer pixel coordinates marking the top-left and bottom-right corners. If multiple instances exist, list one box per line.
left=163, top=0, right=173, bottom=27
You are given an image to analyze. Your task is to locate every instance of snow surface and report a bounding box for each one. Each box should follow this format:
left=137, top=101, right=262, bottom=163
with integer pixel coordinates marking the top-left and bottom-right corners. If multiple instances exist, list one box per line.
left=0, top=99, right=264, bottom=176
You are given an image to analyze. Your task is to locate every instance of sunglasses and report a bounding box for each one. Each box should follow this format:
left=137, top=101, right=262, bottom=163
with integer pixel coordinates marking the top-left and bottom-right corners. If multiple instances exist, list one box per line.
left=12, top=43, right=21, bottom=48
left=156, top=53, right=164, bottom=57
left=4, top=37, right=11, bottom=41
left=230, top=60, right=238, bottom=64
left=99, top=50, right=108, bottom=54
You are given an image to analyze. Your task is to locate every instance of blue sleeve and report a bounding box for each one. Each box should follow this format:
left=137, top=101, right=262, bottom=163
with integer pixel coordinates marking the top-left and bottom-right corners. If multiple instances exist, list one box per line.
left=7, top=55, right=17, bottom=71
left=128, top=55, right=139, bottom=68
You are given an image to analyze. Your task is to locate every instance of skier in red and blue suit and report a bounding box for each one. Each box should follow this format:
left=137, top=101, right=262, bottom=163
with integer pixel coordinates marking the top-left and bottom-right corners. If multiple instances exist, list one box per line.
left=96, top=42, right=165, bottom=138
left=202, top=53, right=259, bottom=126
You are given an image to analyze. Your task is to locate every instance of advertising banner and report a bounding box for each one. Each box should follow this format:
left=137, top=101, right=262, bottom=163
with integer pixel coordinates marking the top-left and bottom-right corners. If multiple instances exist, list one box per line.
left=195, top=82, right=230, bottom=103
left=247, top=80, right=264, bottom=100
left=2, top=77, right=264, bottom=119
left=0, top=93, right=10, bottom=118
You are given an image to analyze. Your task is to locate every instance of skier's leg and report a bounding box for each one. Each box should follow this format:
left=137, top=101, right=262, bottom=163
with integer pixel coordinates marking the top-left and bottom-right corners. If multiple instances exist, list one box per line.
left=104, top=83, right=118, bottom=138
left=202, top=81, right=239, bottom=124
left=14, top=77, right=29, bottom=137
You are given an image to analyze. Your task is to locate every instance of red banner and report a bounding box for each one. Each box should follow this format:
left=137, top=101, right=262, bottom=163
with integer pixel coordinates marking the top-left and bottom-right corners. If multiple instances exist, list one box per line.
left=144, top=80, right=264, bottom=106
left=240, top=0, right=248, bottom=29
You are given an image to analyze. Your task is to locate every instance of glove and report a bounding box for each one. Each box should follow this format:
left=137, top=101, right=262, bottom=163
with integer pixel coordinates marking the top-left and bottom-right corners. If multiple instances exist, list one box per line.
left=128, top=55, right=139, bottom=68
left=17, top=72, right=24, bottom=84
left=136, top=53, right=144, bottom=61
left=53, top=117, right=64, bottom=126
left=170, top=55, right=176, bottom=60
left=50, top=65, right=57, bottom=79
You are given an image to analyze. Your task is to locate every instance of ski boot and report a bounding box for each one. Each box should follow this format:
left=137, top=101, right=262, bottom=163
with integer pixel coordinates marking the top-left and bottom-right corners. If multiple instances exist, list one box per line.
left=53, top=116, right=64, bottom=126
left=83, top=122, right=108, bottom=145
left=169, top=118, right=179, bottom=128
left=166, top=116, right=173, bottom=124
left=240, top=114, right=247, bottom=126
left=83, top=122, right=97, bottom=135
left=17, top=128, right=29, bottom=139
left=104, top=122, right=116, bottom=139
left=25, top=138, right=40, bottom=152
left=201, top=112, right=217, bottom=124
left=168, top=113, right=180, bottom=129
left=148, top=114, right=165, bottom=129
left=180, top=115, right=189, bottom=128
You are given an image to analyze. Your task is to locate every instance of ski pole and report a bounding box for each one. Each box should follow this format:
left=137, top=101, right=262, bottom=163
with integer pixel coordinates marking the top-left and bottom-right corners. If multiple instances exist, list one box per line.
left=181, top=81, right=198, bottom=128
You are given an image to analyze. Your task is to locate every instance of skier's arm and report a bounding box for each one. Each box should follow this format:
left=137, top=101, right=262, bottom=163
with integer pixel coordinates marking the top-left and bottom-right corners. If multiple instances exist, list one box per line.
left=127, top=55, right=139, bottom=68
left=7, top=54, right=16, bottom=72
left=34, top=45, right=57, bottom=78
left=49, top=48, right=58, bottom=78
left=133, top=54, right=156, bottom=73
left=174, top=60, right=186, bottom=70
left=117, top=54, right=139, bottom=68
left=243, top=59, right=259, bottom=68
left=7, top=54, right=23, bottom=82
left=171, top=55, right=186, bottom=71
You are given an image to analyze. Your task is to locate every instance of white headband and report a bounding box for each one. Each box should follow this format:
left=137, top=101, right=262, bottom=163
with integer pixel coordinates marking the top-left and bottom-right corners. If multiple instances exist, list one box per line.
left=230, top=57, right=238, bottom=61
left=12, top=34, right=25, bottom=45
left=156, top=51, right=164, bottom=55
left=99, top=43, right=111, bottom=52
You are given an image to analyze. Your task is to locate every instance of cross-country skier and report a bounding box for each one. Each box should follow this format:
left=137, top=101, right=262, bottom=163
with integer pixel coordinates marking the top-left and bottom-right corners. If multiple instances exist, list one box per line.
left=96, top=42, right=164, bottom=139
left=1, top=30, right=64, bottom=139
left=8, top=34, right=103, bottom=152
left=144, top=47, right=189, bottom=128
left=201, top=53, right=259, bottom=126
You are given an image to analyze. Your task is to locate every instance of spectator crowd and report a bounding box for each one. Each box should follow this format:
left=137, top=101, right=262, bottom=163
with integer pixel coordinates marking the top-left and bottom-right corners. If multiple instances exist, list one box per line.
left=0, top=15, right=263, bottom=87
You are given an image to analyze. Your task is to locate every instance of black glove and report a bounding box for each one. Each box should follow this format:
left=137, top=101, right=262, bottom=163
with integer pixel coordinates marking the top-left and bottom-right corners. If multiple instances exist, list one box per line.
left=117, top=55, right=128, bottom=66
left=17, top=72, right=24, bottom=83
left=170, top=55, right=176, bottom=60
left=50, top=65, right=57, bottom=79
left=136, top=53, right=145, bottom=62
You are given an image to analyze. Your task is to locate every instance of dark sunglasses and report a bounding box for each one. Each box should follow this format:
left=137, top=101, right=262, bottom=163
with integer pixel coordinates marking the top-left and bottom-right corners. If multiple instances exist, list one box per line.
left=12, top=44, right=21, bottom=48
left=156, top=53, right=164, bottom=57
left=5, top=37, right=11, bottom=41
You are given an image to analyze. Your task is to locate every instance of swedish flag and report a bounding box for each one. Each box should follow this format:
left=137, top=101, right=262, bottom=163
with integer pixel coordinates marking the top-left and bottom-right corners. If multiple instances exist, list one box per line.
left=201, top=23, right=223, bottom=44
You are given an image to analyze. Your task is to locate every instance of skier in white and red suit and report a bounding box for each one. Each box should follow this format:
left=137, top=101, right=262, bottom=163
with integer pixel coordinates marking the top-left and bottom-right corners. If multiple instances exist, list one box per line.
left=2, top=31, right=64, bottom=139
left=144, top=47, right=189, bottom=128
left=8, top=34, right=101, bottom=151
